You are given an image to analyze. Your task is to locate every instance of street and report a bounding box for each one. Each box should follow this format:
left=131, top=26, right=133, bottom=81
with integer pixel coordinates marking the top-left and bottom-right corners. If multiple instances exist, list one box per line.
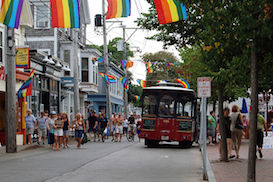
left=0, top=140, right=203, bottom=182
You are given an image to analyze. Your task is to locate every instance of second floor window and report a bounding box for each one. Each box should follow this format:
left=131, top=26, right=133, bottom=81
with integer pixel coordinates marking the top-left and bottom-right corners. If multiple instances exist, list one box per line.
left=63, top=50, right=70, bottom=66
left=35, top=5, right=50, bottom=29
left=81, top=58, right=89, bottom=82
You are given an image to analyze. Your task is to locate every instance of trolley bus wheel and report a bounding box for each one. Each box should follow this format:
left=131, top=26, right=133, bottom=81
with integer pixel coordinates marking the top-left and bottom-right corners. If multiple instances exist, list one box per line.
left=179, top=141, right=192, bottom=148
left=145, top=139, right=159, bottom=148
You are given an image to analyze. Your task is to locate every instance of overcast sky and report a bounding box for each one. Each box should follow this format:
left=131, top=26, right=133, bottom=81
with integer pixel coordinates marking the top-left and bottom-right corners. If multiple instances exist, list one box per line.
left=86, top=0, right=180, bottom=82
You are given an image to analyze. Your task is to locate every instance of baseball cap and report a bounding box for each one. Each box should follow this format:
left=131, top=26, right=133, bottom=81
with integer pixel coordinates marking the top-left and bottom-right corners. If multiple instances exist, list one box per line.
left=51, top=111, right=56, bottom=115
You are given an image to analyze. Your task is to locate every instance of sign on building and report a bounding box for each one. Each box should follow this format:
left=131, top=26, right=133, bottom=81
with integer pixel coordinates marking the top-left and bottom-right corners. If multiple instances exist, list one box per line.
left=197, top=77, right=211, bottom=98
left=16, top=47, right=29, bottom=68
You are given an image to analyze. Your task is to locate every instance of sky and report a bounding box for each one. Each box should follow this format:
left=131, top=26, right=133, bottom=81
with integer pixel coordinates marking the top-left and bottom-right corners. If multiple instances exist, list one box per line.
left=86, top=0, right=180, bottom=82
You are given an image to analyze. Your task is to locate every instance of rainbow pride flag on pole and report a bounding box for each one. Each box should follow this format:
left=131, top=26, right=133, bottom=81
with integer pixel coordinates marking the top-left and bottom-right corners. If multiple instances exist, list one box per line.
left=99, top=72, right=117, bottom=83
left=0, top=0, right=24, bottom=28
left=153, top=0, right=187, bottom=24
left=119, top=77, right=128, bottom=87
left=106, top=0, right=131, bottom=19
left=146, top=62, right=153, bottom=73
left=134, top=95, right=140, bottom=101
left=18, top=68, right=35, bottom=98
left=176, top=79, right=190, bottom=89
left=137, top=80, right=146, bottom=88
left=50, top=0, right=80, bottom=28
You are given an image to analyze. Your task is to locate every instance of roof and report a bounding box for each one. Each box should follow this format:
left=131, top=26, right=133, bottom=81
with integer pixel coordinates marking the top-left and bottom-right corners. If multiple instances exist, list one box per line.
left=144, top=83, right=195, bottom=92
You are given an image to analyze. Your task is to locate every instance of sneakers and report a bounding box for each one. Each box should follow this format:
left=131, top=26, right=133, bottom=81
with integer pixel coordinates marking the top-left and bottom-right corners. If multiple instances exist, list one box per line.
left=229, top=155, right=235, bottom=159
left=258, top=150, right=263, bottom=158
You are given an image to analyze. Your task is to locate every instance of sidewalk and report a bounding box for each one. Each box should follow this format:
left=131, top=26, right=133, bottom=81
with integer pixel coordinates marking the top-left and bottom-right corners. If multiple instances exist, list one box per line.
left=207, top=139, right=273, bottom=182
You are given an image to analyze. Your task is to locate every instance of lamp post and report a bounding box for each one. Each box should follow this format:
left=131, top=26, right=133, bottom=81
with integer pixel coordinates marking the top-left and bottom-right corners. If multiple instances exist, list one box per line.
left=263, top=89, right=271, bottom=127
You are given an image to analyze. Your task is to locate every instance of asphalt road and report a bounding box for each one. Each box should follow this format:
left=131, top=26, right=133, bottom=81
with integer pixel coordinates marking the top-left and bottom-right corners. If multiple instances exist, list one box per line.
left=0, top=140, right=203, bottom=182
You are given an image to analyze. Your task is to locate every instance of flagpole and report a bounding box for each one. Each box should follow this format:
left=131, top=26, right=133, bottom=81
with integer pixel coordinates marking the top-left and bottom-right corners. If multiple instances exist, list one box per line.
left=102, top=0, right=112, bottom=123
left=73, top=29, right=80, bottom=117
left=5, top=27, right=17, bottom=153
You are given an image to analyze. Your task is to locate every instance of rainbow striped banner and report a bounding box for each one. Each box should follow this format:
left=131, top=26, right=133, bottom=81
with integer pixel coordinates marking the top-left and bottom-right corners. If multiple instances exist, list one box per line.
left=154, top=0, right=187, bottom=24
left=157, top=80, right=167, bottom=83
left=50, top=0, right=80, bottom=28
left=92, top=57, right=104, bottom=64
left=119, top=77, right=128, bottom=87
left=124, top=84, right=129, bottom=92
left=137, top=80, right=147, bottom=88
left=176, top=79, right=190, bottom=89
left=106, top=0, right=131, bottom=19
left=0, top=0, right=24, bottom=28
left=99, top=72, right=117, bottom=83
left=18, top=68, right=35, bottom=98
left=146, top=62, right=153, bottom=73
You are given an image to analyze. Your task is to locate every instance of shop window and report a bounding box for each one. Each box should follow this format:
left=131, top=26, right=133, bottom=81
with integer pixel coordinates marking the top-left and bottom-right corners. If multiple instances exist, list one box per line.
left=34, top=4, right=50, bottom=29
left=81, top=58, right=89, bottom=82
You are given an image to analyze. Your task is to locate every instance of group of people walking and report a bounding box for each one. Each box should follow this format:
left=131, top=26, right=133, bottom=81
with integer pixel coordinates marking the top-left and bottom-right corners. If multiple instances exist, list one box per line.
left=207, top=105, right=267, bottom=160
left=24, top=109, right=142, bottom=150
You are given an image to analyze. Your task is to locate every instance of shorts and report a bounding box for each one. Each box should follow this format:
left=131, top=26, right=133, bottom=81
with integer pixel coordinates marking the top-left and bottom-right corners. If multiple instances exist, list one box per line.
left=75, top=130, right=83, bottom=138
left=26, top=128, right=34, bottom=135
left=123, top=127, right=128, bottom=134
left=48, top=133, right=54, bottom=144
left=38, top=128, right=47, bottom=137
left=88, top=127, right=97, bottom=133
left=54, top=129, right=63, bottom=136
left=63, top=130, right=69, bottom=136
left=208, top=127, right=216, bottom=137
left=116, top=125, right=123, bottom=134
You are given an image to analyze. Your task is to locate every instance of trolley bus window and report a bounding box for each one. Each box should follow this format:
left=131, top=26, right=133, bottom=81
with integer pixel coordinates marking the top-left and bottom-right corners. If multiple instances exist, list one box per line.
left=159, top=95, right=175, bottom=117
left=176, top=96, right=193, bottom=117
left=143, top=95, right=157, bottom=116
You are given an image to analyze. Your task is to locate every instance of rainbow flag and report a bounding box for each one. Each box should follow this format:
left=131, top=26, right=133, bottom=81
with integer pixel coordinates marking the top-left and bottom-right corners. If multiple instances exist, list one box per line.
left=134, top=95, right=140, bottom=101
left=146, top=62, right=153, bottom=73
left=92, top=57, right=104, bottom=64
left=126, top=61, right=134, bottom=69
left=99, top=72, right=117, bottom=83
left=176, top=79, right=190, bottom=89
left=18, top=68, right=35, bottom=98
left=0, top=0, right=24, bottom=28
left=154, top=0, right=187, bottom=25
left=137, top=80, right=146, bottom=88
left=106, top=0, right=131, bottom=19
left=167, top=62, right=178, bottom=69
left=91, top=58, right=96, bottom=64
left=50, top=0, right=80, bottom=28
left=124, top=84, right=129, bottom=92
left=120, top=77, right=128, bottom=87
left=157, top=80, right=167, bottom=83
left=120, top=60, right=127, bottom=69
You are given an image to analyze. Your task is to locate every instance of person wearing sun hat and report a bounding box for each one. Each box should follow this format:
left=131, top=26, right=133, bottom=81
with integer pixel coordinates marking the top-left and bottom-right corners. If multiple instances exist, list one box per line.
left=25, top=109, right=36, bottom=145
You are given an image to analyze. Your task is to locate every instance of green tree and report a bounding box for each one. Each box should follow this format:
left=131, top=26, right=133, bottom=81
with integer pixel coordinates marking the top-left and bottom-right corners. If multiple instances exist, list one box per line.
left=128, top=84, right=143, bottom=107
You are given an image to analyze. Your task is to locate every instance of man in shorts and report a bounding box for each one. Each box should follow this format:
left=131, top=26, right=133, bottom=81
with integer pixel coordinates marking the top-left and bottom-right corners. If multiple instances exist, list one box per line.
left=208, top=111, right=216, bottom=145
left=111, top=113, right=117, bottom=142
left=36, top=112, right=47, bottom=145
left=88, top=110, right=98, bottom=142
left=115, top=113, right=124, bottom=142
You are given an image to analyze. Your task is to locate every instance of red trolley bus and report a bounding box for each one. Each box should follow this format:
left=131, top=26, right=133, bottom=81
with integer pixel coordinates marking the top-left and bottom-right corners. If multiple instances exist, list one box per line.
left=140, top=83, right=198, bottom=147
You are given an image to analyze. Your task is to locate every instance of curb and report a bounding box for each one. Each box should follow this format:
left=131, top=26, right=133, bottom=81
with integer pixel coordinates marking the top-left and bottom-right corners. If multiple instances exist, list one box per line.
left=200, top=147, right=217, bottom=182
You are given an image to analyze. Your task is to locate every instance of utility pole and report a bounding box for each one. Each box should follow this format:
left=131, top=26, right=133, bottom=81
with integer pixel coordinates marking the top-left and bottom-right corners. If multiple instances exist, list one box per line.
left=102, top=0, right=112, bottom=123
left=73, top=29, right=80, bottom=117
left=5, top=27, right=17, bottom=153
left=122, top=26, right=128, bottom=118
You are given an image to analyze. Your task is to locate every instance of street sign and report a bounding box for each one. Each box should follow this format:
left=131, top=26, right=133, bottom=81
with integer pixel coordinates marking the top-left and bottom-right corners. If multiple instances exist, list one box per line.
left=197, top=77, right=211, bottom=98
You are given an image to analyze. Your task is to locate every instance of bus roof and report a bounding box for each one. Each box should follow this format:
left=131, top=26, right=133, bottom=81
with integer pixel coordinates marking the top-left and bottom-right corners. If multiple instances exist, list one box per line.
left=143, top=83, right=195, bottom=92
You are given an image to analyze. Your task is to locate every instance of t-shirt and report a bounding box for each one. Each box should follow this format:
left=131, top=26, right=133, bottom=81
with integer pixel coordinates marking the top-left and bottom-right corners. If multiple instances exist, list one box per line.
left=128, top=116, right=135, bottom=124
left=46, top=118, right=55, bottom=133
left=208, top=115, right=216, bottom=128
left=25, top=115, right=35, bottom=129
left=37, top=116, right=47, bottom=129
left=88, top=115, right=97, bottom=128
left=100, top=118, right=108, bottom=129
left=123, top=119, right=128, bottom=127
left=257, top=114, right=264, bottom=132
left=224, top=116, right=231, bottom=137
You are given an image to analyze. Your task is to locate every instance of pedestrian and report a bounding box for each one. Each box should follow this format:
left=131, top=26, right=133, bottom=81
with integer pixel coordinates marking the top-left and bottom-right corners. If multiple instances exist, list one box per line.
left=257, top=112, right=267, bottom=158
left=62, top=112, right=70, bottom=148
left=25, top=109, right=36, bottom=145
left=73, top=113, right=86, bottom=149
left=115, top=113, right=124, bottom=142
left=87, top=110, right=98, bottom=142
left=208, top=111, right=216, bottom=145
left=96, top=112, right=102, bottom=141
left=128, top=112, right=135, bottom=135
left=54, top=113, right=64, bottom=150
left=123, top=117, right=129, bottom=136
left=217, top=108, right=235, bottom=159
left=36, top=111, right=47, bottom=145
left=111, top=113, right=117, bottom=142
left=242, top=115, right=248, bottom=138
left=136, top=119, right=141, bottom=142
left=46, top=111, right=56, bottom=150
left=100, top=113, right=109, bottom=142
left=230, top=105, right=244, bottom=159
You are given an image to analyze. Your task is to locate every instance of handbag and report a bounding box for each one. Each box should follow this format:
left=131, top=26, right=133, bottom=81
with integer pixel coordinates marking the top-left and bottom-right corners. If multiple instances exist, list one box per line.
left=235, top=114, right=243, bottom=130
left=81, top=133, right=88, bottom=145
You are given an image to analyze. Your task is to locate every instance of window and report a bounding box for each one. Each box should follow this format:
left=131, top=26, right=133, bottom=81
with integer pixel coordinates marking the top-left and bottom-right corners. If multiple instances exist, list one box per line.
left=64, top=50, right=70, bottom=66
left=81, top=58, right=89, bottom=82
left=93, top=64, right=97, bottom=84
left=35, top=5, right=50, bottom=29
left=143, top=95, right=157, bottom=116
left=176, top=96, right=193, bottom=117
left=0, top=32, right=2, bottom=63
left=158, top=95, right=175, bottom=117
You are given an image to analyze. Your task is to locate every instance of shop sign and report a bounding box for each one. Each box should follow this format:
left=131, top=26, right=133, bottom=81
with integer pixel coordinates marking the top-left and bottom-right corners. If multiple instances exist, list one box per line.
left=16, top=47, right=29, bottom=68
